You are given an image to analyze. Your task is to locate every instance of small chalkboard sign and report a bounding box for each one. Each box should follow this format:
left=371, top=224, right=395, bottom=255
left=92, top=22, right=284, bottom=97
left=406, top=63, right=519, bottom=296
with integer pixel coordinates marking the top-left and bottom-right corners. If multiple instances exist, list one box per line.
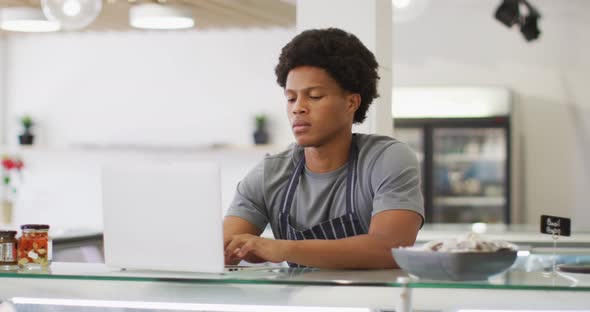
left=541, top=215, right=571, bottom=237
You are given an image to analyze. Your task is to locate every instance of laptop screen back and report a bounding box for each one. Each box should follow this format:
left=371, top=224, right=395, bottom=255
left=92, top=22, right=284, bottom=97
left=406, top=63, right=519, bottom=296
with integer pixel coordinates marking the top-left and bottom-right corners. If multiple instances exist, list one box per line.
left=101, top=161, right=224, bottom=273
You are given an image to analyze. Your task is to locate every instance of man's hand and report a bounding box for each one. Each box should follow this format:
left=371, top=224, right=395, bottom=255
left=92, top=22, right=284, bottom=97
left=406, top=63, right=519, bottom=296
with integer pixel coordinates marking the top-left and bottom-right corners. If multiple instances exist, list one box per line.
left=223, top=234, right=266, bottom=264
left=223, top=216, right=265, bottom=265
left=224, top=234, right=289, bottom=264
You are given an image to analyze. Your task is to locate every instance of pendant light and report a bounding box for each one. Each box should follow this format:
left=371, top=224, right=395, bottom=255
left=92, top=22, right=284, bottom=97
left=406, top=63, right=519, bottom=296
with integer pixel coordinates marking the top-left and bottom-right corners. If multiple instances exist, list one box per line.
left=40, top=0, right=102, bottom=30
left=129, top=3, right=194, bottom=30
left=0, top=7, right=61, bottom=32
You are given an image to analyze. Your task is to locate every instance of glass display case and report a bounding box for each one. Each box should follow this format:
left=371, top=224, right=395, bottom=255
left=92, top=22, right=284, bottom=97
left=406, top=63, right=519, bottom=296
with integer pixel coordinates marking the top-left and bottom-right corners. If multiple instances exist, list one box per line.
left=395, top=118, right=511, bottom=225
left=1, top=261, right=589, bottom=312
left=392, top=86, right=513, bottom=224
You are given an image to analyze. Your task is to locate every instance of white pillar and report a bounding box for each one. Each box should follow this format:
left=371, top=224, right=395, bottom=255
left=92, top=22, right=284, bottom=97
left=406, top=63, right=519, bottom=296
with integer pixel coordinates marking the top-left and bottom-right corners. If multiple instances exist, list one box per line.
left=296, top=0, right=393, bottom=137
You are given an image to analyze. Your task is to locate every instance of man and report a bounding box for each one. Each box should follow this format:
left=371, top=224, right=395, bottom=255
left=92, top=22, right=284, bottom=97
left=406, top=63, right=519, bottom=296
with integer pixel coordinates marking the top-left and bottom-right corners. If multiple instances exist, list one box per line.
left=224, top=28, right=424, bottom=269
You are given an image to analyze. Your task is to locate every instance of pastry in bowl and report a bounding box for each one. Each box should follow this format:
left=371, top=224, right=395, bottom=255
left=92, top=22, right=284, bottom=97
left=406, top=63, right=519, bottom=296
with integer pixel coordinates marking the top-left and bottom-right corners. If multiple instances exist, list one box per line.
left=392, top=233, right=518, bottom=281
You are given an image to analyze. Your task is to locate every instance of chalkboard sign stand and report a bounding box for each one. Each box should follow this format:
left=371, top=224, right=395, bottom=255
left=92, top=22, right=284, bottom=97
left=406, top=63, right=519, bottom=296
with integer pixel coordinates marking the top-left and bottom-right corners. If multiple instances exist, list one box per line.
left=540, top=215, right=572, bottom=276
left=549, top=230, right=559, bottom=275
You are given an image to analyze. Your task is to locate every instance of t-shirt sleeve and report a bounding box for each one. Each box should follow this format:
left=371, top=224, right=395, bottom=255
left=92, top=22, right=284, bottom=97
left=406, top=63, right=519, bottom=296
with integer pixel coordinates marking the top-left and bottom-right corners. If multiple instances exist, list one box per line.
left=225, top=160, right=269, bottom=231
left=370, top=143, right=425, bottom=224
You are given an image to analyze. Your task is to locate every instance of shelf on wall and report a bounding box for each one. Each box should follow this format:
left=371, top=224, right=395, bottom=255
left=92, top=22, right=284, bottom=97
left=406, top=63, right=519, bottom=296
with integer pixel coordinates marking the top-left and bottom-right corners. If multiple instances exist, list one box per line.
left=0, top=142, right=288, bottom=155
left=434, top=154, right=505, bottom=163
left=434, top=196, right=505, bottom=207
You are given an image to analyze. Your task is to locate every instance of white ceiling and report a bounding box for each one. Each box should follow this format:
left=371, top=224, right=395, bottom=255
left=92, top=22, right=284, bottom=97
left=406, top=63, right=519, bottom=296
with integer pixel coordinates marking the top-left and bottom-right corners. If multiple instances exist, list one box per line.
left=0, top=0, right=296, bottom=31
left=420, top=0, right=589, bottom=22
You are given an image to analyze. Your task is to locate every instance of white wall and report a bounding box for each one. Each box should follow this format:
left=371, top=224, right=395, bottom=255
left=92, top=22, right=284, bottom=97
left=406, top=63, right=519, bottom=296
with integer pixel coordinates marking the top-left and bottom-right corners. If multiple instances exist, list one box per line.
left=392, top=0, right=590, bottom=229
left=1, top=28, right=296, bottom=231
left=4, top=28, right=295, bottom=148
left=0, top=34, right=6, bottom=145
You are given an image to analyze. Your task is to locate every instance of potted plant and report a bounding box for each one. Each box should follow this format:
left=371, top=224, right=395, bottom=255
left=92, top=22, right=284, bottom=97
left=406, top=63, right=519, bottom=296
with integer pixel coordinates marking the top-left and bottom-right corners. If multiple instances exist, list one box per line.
left=18, top=115, right=35, bottom=145
left=253, top=114, right=269, bottom=145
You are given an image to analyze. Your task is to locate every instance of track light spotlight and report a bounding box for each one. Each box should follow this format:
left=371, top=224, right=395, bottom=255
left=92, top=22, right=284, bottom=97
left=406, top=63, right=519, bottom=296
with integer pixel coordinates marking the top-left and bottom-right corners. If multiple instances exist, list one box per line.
left=520, top=14, right=540, bottom=41
left=494, top=0, right=542, bottom=42
left=494, top=0, right=520, bottom=28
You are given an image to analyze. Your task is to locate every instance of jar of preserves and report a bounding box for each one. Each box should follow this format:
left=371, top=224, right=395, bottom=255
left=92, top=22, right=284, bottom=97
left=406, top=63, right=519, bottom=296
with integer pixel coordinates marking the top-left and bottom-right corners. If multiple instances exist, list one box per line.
left=0, top=230, right=18, bottom=270
left=17, top=224, right=52, bottom=269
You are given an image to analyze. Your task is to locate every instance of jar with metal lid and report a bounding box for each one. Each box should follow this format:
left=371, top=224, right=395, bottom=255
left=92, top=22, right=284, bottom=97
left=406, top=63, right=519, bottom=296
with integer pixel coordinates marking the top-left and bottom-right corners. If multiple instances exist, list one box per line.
left=0, top=230, right=18, bottom=270
left=17, top=224, right=52, bottom=269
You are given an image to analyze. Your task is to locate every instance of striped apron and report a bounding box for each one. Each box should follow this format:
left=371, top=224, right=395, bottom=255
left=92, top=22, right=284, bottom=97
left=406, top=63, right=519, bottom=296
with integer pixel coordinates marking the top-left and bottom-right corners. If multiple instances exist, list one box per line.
left=277, top=136, right=367, bottom=268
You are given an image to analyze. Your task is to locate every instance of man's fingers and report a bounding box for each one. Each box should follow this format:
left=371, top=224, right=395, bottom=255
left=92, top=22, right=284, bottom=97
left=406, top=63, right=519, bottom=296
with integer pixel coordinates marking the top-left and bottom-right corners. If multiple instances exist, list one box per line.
left=237, top=241, right=255, bottom=258
left=223, top=234, right=263, bottom=264
left=223, top=235, right=233, bottom=248
left=224, top=236, right=244, bottom=258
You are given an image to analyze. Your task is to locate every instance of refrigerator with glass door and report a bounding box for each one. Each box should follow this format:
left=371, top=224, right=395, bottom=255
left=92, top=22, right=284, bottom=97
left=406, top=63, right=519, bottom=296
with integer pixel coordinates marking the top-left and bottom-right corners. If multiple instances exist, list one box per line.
left=392, top=87, right=512, bottom=224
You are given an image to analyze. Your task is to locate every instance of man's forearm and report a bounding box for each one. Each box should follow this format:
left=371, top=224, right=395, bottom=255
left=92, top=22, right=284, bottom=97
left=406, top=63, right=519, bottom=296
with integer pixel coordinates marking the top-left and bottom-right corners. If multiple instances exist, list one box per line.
left=282, top=235, right=401, bottom=269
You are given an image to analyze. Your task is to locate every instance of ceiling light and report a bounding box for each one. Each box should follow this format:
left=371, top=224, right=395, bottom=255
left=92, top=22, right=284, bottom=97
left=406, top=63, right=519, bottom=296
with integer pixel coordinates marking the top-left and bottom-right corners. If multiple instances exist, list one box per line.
left=494, top=0, right=541, bottom=42
left=41, top=0, right=102, bottom=30
left=62, top=0, right=82, bottom=17
left=494, top=0, right=520, bottom=28
left=129, top=3, right=194, bottom=30
left=392, top=0, right=412, bottom=9
left=519, top=0, right=541, bottom=41
left=0, top=7, right=61, bottom=32
left=520, top=14, right=540, bottom=41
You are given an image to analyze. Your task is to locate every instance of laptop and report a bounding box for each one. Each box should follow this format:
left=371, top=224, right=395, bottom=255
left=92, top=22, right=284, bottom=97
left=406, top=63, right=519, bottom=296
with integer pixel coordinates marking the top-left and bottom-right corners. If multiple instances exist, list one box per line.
left=101, top=161, right=226, bottom=274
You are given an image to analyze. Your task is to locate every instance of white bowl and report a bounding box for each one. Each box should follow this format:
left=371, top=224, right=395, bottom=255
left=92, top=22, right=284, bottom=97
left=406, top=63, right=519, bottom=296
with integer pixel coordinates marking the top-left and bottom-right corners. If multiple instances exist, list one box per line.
left=392, top=248, right=517, bottom=281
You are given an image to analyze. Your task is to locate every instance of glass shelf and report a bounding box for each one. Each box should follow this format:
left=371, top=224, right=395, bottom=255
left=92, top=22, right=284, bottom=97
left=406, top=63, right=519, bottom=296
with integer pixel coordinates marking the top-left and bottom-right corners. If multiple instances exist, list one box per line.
left=434, top=196, right=505, bottom=206
left=434, top=154, right=504, bottom=163
left=0, top=263, right=589, bottom=291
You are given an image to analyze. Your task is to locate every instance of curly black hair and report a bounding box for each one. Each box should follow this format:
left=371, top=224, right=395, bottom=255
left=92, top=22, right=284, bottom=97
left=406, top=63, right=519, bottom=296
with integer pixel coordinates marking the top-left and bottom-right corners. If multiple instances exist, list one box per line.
left=275, top=28, right=380, bottom=124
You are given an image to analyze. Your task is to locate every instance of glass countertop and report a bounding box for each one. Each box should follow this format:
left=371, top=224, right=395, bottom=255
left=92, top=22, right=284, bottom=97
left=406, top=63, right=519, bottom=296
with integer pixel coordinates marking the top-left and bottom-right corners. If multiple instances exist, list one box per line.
left=1, top=262, right=589, bottom=291
left=416, top=224, right=590, bottom=247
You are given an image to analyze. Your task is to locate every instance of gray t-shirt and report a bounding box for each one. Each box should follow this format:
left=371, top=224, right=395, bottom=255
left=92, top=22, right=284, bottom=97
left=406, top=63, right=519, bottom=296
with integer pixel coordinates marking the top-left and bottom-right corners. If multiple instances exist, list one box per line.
left=227, top=133, right=424, bottom=239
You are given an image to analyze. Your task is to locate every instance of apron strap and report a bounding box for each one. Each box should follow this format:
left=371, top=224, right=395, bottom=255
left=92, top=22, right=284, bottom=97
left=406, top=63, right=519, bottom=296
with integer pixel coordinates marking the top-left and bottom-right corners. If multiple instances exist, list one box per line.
left=279, top=135, right=359, bottom=239
left=278, top=155, right=305, bottom=239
